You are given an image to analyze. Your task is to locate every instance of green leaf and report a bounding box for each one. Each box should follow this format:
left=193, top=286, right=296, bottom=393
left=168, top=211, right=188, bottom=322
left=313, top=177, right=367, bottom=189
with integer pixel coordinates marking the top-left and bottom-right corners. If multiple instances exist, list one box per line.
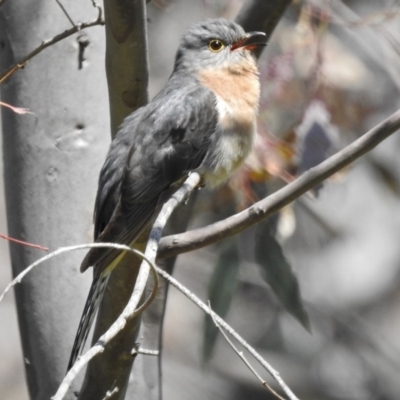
left=202, top=241, right=240, bottom=364
left=255, top=217, right=311, bottom=331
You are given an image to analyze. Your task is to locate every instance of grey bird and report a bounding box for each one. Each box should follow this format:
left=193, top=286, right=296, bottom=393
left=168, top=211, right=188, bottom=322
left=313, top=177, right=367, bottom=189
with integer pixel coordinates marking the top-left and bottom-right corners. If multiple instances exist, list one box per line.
left=67, top=18, right=266, bottom=370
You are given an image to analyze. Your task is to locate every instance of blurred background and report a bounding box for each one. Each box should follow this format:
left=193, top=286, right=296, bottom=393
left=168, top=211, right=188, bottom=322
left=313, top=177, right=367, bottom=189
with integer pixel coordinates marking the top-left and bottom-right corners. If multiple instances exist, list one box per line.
left=2, top=0, right=400, bottom=399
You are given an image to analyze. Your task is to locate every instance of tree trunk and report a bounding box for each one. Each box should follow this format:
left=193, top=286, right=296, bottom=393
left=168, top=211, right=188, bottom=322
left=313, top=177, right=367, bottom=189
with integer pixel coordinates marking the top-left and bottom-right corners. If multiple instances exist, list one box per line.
left=77, top=0, right=150, bottom=399
left=0, top=1, right=109, bottom=398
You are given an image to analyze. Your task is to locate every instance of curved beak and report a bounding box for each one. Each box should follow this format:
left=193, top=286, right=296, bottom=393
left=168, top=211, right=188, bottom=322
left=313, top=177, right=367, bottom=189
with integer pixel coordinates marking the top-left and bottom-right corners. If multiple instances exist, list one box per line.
left=231, top=31, right=267, bottom=51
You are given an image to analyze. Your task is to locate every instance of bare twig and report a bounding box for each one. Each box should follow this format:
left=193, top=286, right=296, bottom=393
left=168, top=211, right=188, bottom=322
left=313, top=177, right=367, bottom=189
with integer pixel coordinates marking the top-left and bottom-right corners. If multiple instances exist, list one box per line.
left=0, top=11, right=104, bottom=84
left=0, top=101, right=33, bottom=115
left=132, top=346, right=159, bottom=357
left=158, top=109, right=400, bottom=259
left=0, top=0, right=8, bottom=8
left=137, top=348, right=159, bottom=356
left=52, top=172, right=200, bottom=400
left=208, top=302, right=286, bottom=400
left=155, top=267, right=299, bottom=400
left=90, top=0, right=103, bottom=21
left=102, top=387, right=119, bottom=400
left=0, top=233, right=48, bottom=251
left=0, top=243, right=158, bottom=305
left=55, top=0, right=76, bottom=27
left=0, top=64, right=27, bottom=85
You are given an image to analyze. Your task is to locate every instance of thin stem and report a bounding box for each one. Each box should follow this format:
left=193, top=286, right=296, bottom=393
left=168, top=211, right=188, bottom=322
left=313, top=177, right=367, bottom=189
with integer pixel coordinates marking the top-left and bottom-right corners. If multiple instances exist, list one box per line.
left=0, top=243, right=157, bottom=305
left=156, top=268, right=300, bottom=400
left=0, top=12, right=104, bottom=84
left=0, top=233, right=48, bottom=251
left=55, top=0, right=76, bottom=27
left=208, top=302, right=286, bottom=400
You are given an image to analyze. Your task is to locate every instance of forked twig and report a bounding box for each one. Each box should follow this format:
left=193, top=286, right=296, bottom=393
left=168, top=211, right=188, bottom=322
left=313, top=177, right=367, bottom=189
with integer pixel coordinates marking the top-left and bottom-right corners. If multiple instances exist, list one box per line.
left=0, top=5, right=104, bottom=84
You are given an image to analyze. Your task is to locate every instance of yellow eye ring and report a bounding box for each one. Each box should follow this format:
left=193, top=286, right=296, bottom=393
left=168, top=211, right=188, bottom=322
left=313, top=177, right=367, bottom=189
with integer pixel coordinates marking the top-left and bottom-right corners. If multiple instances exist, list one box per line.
left=208, top=39, right=225, bottom=53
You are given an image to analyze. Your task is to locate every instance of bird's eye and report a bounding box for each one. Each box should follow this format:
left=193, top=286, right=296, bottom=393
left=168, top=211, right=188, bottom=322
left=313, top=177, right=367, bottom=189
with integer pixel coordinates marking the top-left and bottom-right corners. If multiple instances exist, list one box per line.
left=208, top=39, right=225, bottom=52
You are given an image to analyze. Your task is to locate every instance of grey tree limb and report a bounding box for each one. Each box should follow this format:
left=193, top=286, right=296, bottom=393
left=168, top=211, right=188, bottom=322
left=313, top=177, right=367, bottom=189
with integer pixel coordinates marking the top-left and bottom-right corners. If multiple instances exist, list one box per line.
left=158, top=109, right=400, bottom=259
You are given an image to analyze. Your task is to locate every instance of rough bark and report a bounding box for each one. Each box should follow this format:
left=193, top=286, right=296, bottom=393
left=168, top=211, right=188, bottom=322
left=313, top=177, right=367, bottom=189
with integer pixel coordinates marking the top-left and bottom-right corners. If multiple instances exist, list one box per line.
left=0, top=1, right=109, bottom=399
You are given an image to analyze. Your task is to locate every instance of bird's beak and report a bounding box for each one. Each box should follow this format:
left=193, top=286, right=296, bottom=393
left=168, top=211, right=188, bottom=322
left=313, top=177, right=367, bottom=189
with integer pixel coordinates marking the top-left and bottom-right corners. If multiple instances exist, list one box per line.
left=231, top=31, right=267, bottom=52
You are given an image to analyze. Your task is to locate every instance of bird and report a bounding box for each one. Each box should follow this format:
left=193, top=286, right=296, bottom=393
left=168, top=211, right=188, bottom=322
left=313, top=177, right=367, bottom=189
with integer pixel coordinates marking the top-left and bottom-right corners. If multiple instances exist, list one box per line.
left=67, top=18, right=267, bottom=370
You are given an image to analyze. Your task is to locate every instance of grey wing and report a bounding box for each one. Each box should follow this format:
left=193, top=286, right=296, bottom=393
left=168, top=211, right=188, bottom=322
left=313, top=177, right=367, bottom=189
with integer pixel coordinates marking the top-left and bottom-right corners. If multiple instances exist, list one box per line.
left=80, top=85, right=217, bottom=273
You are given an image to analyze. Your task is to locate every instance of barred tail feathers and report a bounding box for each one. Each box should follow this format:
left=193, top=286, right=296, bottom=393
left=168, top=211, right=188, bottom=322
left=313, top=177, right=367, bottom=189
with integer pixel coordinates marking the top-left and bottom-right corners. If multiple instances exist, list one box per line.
left=67, top=273, right=110, bottom=371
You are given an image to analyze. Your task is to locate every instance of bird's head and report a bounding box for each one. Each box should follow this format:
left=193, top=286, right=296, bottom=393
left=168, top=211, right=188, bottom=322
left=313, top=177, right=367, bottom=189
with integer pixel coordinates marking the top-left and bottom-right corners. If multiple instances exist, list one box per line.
left=173, top=19, right=267, bottom=74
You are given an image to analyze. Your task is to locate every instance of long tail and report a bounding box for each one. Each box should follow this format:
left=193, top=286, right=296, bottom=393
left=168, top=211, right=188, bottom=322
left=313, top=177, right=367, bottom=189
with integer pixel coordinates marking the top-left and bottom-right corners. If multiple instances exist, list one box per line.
left=67, top=272, right=110, bottom=371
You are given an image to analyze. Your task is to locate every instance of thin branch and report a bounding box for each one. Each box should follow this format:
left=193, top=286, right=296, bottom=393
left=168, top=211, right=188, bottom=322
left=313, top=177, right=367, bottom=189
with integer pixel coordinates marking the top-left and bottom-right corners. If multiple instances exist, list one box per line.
left=137, top=348, right=159, bottom=356
left=156, top=267, right=299, bottom=400
left=0, top=243, right=158, bottom=305
left=90, top=0, right=103, bottom=19
left=52, top=172, right=200, bottom=400
left=155, top=267, right=299, bottom=400
left=0, top=8, right=104, bottom=84
left=0, top=64, right=27, bottom=85
left=0, top=0, right=8, bottom=8
left=102, top=387, right=119, bottom=400
left=158, top=109, right=400, bottom=259
left=55, top=0, right=76, bottom=27
left=132, top=346, right=159, bottom=357
left=0, top=101, right=33, bottom=115
left=208, top=302, right=286, bottom=400
left=0, top=233, right=48, bottom=251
